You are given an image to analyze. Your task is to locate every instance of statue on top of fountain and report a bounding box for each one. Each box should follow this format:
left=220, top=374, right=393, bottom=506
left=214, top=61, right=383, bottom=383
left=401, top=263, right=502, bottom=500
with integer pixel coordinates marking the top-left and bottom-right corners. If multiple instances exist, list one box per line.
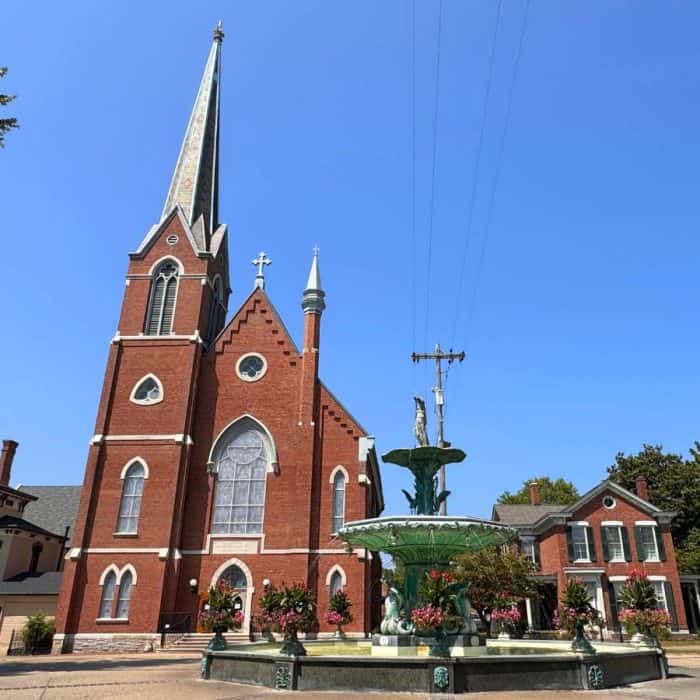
left=389, top=396, right=464, bottom=516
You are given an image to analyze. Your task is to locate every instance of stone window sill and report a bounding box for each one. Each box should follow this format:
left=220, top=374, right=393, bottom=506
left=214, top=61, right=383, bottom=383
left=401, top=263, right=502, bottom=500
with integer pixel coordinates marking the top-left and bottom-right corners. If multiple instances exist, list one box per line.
left=96, top=618, right=129, bottom=624
left=113, top=532, right=139, bottom=537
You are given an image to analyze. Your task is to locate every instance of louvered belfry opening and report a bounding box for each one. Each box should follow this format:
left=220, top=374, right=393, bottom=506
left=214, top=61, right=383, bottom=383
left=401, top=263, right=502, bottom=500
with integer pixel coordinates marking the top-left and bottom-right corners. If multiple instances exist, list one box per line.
left=145, top=261, right=179, bottom=335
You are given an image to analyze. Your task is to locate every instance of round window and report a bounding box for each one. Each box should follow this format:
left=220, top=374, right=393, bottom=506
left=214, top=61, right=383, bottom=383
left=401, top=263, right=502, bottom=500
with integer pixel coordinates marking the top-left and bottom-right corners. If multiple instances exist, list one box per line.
left=602, top=495, right=616, bottom=509
left=236, top=354, right=267, bottom=382
left=166, top=234, right=179, bottom=246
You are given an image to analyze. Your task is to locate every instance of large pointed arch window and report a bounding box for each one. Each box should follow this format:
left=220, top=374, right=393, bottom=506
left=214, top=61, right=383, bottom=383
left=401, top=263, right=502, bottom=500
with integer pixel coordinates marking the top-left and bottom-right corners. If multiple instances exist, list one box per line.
left=117, top=462, right=146, bottom=533
left=145, top=260, right=179, bottom=335
left=116, top=570, right=133, bottom=618
left=211, top=422, right=269, bottom=534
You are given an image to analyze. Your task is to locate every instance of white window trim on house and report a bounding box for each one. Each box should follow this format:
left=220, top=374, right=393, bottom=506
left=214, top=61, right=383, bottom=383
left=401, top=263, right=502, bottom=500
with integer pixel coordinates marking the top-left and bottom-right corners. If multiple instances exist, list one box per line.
left=570, top=522, right=591, bottom=563
left=602, top=523, right=625, bottom=563
left=635, top=522, right=660, bottom=562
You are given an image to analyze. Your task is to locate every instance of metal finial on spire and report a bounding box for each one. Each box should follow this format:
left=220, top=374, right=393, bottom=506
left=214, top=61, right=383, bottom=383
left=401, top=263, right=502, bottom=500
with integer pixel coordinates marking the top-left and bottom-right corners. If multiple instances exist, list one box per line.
left=252, top=251, right=272, bottom=290
left=213, top=20, right=224, bottom=42
left=302, top=247, right=325, bottom=314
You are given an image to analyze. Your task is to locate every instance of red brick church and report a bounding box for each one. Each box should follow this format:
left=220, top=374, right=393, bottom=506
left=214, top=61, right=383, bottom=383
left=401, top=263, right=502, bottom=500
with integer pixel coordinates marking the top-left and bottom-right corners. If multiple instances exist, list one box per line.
left=54, top=25, right=384, bottom=653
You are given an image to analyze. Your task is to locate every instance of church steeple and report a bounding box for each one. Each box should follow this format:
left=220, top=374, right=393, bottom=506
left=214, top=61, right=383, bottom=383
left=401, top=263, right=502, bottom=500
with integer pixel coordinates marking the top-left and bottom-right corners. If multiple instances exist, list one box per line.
left=161, top=22, right=224, bottom=239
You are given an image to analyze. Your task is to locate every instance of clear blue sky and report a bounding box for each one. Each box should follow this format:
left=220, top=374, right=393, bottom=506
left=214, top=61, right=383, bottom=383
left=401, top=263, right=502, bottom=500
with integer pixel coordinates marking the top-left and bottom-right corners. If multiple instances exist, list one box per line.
left=2, top=1, right=700, bottom=519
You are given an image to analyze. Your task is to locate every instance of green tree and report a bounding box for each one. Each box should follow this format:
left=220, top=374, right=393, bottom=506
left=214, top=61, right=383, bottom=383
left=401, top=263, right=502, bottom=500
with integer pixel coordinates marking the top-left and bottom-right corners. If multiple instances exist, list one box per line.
left=606, top=443, right=700, bottom=571
left=0, top=67, right=19, bottom=147
left=498, top=476, right=580, bottom=505
left=452, top=548, right=538, bottom=631
left=21, top=612, right=55, bottom=652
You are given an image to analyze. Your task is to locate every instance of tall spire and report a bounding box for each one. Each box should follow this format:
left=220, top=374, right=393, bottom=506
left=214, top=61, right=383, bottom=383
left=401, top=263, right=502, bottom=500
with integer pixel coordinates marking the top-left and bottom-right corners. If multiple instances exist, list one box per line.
left=302, top=247, right=325, bottom=314
left=161, top=22, right=224, bottom=237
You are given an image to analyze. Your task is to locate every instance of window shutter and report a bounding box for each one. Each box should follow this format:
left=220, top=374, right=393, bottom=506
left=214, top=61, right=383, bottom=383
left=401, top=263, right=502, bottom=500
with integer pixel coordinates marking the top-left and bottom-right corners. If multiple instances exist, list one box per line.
left=146, top=277, right=165, bottom=334
left=566, top=528, right=574, bottom=562
left=161, top=278, right=177, bottom=333
left=607, top=581, right=620, bottom=632
left=656, top=528, right=667, bottom=562
left=586, top=526, right=596, bottom=561
left=621, top=526, right=632, bottom=562
left=533, top=540, right=541, bottom=569
left=601, top=526, right=611, bottom=562
left=664, top=582, right=679, bottom=631
left=634, top=525, right=645, bottom=561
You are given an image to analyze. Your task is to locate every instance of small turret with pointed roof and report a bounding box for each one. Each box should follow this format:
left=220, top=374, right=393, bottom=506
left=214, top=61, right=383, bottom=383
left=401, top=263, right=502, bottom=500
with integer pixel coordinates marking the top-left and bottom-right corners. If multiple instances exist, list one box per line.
left=161, top=21, right=224, bottom=243
left=301, top=247, right=326, bottom=315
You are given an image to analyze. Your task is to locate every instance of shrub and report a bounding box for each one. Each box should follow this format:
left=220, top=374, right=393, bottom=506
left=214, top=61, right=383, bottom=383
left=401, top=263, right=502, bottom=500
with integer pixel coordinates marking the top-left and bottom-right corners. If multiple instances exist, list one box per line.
left=21, top=612, right=55, bottom=651
left=258, top=582, right=316, bottom=635
left=197, top=580, right=244, bottom=631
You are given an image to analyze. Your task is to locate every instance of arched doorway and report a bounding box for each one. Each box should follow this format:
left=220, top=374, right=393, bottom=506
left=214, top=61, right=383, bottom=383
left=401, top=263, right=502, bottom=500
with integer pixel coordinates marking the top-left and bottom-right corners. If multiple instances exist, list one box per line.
left=200, top=559, right=254, bottom=633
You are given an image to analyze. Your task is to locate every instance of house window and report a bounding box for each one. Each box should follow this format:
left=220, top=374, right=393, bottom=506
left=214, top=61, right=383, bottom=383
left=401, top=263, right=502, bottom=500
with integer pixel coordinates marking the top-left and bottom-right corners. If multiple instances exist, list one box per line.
left=329, top=570, right=343, bottom=598
left=605, top=526, right=624, bottom=562
left=637, top=525, right=659, bottom=562
left=652, top=581, right=667, bottom=611
left=331, top=470, right=346, bottom=534
left=212, top=429, right=267, bottom=534
left=99, top=571, right=117, bottom=618
left=116, top=570, right=133, bottom=618
left=145, top=260, right=179, bottom=335
left=117, top=462, right=145, bottom=533
left=570, top=525, right=590, bottom=561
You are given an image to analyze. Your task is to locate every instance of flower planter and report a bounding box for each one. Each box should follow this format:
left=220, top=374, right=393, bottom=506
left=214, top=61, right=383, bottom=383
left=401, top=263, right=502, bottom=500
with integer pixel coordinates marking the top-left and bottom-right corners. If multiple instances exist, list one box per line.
left=280, top=629, right=307, bottom=656
left=208, top=624, right=229, bottom=652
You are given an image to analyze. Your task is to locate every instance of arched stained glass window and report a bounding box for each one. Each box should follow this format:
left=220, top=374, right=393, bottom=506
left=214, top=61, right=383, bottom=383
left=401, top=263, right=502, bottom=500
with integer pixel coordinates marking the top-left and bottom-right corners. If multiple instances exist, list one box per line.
left=218, top=564, right=247, bottom=590
left=117, top=462, right=145, bottom=533
left=331, top=470, right=346, bottom=533
left=212, top=429, right=267, bottom=534
left=145, top=261, right=179, bottom=335
left=116, top=570, right=133, bottom=618
left=329, top=570, right=343, bottom=598
left=99, top=571, right=117, bottom=618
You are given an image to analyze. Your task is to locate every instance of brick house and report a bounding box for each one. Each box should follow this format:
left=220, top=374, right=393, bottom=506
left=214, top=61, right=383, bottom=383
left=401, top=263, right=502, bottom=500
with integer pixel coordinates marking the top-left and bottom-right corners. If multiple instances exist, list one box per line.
left=53, top=25, right=384, bottom=653
left=492, top=477, right=690, bottom=638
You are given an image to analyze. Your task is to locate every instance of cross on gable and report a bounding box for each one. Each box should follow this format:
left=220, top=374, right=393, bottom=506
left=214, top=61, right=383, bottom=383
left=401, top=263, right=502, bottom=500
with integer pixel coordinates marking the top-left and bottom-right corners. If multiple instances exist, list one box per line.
left=252, top=251, right=272, bottom=290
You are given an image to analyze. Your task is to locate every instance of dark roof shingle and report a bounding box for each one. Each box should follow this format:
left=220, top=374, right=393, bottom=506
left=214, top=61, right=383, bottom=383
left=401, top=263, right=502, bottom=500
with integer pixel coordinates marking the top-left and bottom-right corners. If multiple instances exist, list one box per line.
left=492, top=503, right=567, bottom=526
left=0, top=571, right=63, bottom=595
left=18, top=485, right=81, bottom=543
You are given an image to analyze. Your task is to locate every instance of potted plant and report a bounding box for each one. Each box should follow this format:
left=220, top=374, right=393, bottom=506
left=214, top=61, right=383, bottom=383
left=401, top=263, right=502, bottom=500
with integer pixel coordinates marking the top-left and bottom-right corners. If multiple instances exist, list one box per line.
left=554, top=579, right=601, bottom=654
left=325, top=589, right=353, bottom=638
left=617, top=570, right=670, bottom=648
left=491, top=596, right=522, bottom=640
left=259, top=582, right=317, bottom=656
left=198, top=580, right=244, bottom=651
left=257, top=584, right=282, bottom=641
left=410, top=570, right=464, bottom=656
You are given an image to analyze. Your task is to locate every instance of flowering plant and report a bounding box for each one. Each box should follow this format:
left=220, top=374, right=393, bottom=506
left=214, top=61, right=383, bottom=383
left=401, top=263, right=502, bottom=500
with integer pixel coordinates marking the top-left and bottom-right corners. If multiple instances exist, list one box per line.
left=618, top=570, right=658, bottom=611
left=198, top=581, right=244, bottom=631
left=491, top=606, right=522, bottom=633
left=257, top=582, right=316, bottom=637
left=411, top=604, right=445, bottom=632
left=555, top=579, right=602, bottom=633
left=618, top=608, right=670, bottom=639
left=325, top=589, right=353, bottom=627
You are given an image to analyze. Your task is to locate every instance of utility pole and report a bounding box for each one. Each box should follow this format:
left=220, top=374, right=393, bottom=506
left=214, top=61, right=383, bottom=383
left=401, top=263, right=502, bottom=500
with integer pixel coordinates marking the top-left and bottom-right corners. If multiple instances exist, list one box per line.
left=411, top=344, right=465, bottom=515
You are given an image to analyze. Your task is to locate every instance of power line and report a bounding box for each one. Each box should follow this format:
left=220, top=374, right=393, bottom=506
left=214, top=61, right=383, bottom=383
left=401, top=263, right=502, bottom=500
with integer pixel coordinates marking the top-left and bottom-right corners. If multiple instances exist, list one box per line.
left=461, top=0, right=531, bottom=352
left=422, top=0, right=444, bottom=348
left=449, top=0, right=503, bottom=350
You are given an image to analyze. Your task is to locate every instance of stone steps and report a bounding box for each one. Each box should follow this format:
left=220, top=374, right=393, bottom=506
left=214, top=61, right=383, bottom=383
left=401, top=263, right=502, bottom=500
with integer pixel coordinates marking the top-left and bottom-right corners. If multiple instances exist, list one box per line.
left=161, top=632, right=248, bottom=653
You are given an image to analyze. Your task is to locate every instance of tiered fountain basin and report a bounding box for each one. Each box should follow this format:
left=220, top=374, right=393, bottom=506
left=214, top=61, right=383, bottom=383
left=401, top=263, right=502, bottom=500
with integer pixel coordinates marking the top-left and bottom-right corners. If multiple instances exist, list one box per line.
left=201, top=638, right=668, bottom=693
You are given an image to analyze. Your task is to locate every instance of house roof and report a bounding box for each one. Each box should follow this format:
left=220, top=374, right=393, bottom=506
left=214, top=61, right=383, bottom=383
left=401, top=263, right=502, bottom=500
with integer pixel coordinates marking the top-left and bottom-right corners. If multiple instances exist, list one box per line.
left=492, top=504, right=566, bottom=525
left=16, top=485, right=82, bottom=544
left=490, top=479, right=677, bottom=533
left=0, top=514, right=61, bottom=539
left=0, top=571, right=63, bottom=596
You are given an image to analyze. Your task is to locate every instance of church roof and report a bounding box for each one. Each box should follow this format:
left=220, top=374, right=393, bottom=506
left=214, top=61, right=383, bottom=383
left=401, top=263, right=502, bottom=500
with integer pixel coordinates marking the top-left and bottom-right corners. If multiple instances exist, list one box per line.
left=160, top=22, right=224, bottom=242
left=0, top=571, right=63, bottom=596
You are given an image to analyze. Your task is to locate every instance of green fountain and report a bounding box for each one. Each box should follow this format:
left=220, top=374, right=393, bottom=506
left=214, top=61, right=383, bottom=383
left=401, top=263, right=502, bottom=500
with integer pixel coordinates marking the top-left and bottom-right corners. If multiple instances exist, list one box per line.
left=338, top=397, right=515, bottom=654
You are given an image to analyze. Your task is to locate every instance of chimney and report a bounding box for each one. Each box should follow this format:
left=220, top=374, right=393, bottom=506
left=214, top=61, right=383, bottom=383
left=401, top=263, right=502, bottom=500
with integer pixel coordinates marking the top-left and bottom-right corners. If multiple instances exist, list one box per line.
left=0, top=439, right=19, bottom=486
left=529, top=481, right=540, bottom=506
left=635, top=475, right=650, bottom=502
